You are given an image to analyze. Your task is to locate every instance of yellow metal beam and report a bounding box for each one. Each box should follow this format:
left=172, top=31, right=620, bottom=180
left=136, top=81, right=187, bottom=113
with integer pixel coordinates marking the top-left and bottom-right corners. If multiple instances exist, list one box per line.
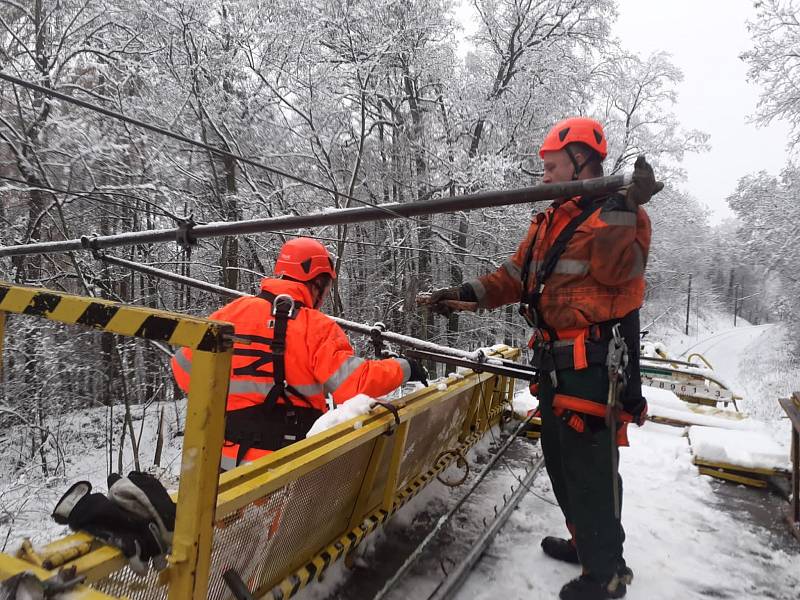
left=0, top=282, right=233, bottom=350
left=168, top=348, right=232, bottom=600
left=347, top=436, right=388, bottom=530
left=215, top=370, right=498, bottom=515
left=693, top=457, right=788, bottom=477
left=0, top=552, right=118, bottom=599
left=696, top=466, right=767, bottom=488
left=382, top=421, right=410, bottom=512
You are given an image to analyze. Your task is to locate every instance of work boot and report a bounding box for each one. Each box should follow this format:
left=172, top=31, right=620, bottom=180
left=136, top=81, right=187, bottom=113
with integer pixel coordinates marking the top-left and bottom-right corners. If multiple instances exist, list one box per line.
left=541, top=536, right=580, bottom=564
left=559, top=574, right=627, bottom=600
left=617, top=563, right=633, bottom=585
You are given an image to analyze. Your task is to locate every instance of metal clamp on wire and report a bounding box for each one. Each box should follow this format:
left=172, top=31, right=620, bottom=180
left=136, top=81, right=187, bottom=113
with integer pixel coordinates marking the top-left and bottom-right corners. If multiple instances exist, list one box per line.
left=370, top=321, right=387, bottom=357
left=370, top=400, right=400, bottom=436
left=435, top=448, right=470, bottom=487
left=175, top=215, right=197, bottom=252
left=80, top=234, right=103, bottom=259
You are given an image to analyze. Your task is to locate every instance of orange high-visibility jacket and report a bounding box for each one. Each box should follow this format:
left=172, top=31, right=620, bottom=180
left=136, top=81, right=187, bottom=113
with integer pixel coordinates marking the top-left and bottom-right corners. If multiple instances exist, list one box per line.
left=467, top=195, right=651, bottom=331
left=171, top=278, right=410, bottom=463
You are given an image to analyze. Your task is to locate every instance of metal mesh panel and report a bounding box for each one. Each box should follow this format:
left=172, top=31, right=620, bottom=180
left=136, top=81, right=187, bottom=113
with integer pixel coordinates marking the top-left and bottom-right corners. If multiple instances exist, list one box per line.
left=93, top=562, right=167, bottom=600
left=398, top=389, right=471, bottom=489
left=249, top=440, right=374, bottom=593
left=206, top=486, right=293, bottom=600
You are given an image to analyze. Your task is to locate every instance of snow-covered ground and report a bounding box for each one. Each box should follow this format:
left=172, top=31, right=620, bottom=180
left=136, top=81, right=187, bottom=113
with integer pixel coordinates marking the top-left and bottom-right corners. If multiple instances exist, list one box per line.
left=3, top=322, right=799, bottom=600
left=357, top=323, right=800, bottom=600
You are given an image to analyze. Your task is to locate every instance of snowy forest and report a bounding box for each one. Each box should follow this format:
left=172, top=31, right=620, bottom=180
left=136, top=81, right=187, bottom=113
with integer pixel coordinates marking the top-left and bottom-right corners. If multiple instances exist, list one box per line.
left=0, top=0, right=798, bottom=482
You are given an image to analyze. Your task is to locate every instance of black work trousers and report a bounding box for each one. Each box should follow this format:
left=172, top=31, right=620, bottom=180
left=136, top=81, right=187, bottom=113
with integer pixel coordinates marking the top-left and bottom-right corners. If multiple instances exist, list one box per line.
left=537, top=364, right=626, bottom=581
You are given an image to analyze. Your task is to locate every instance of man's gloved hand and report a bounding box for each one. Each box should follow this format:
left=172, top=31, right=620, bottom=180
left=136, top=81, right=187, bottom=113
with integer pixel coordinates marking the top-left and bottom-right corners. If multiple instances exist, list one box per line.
left=404, top=357, right=429, bottom=387
left=108, top=472, right=176, bottom=547
left=624, top=397, right=648, bottom=426
left=623, top=155, right=664, bottom=210
left=428, top=286, right=462, bottom=317
left=428, top=283, right=478, bottom=317
left=52, top=481, right=166, bottom=575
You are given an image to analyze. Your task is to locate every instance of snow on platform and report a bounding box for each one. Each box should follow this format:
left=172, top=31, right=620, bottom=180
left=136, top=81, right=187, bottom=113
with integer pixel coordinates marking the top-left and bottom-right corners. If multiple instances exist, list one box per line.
left=450, top=423, right=800, bottom=600
left=644, top=385, right=752, bottom=430
left=688, top=425, right=791, bottom=472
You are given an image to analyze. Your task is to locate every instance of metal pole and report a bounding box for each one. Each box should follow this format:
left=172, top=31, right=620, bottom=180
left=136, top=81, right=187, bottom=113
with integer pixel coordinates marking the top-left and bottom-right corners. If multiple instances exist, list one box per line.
left=0, top=174, right=631, bottom=258
left=684, top=274, right=692, bottom=336
left=734, top=284, right=740, bottom=327
left=426, top=457, right=545, bottom=600
left=94, top=252, right=491, bottom=361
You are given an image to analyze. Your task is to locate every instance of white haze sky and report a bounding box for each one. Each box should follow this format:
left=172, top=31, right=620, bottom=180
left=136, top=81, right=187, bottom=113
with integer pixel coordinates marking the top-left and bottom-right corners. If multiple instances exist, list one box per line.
left=614, top=0, right=791, bottom=224
left=455, top=0, right=793, bottom=224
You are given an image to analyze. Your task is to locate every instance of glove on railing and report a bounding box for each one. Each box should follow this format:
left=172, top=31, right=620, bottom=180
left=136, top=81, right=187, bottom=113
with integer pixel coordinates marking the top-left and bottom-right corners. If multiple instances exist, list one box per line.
left=52, top=472, right=176, bottom=575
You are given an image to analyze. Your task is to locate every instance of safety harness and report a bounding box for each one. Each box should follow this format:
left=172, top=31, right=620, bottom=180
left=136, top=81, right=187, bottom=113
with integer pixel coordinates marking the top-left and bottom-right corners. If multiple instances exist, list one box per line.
left=518, top=195, right=640, bottom=444
left=519, top=195, right=598, bottom=335
left=224, top=291, right=323, bottom=465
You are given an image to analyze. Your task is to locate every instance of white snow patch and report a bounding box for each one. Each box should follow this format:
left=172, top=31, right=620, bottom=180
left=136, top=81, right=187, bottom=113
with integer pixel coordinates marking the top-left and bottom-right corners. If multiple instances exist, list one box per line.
left=688, top=425, right=791, bottom=471
left=643, top=386, right=754, bottom=430
left=306, top=394, right=377, bottom=437
left=511, top=386, right=538, bottom=418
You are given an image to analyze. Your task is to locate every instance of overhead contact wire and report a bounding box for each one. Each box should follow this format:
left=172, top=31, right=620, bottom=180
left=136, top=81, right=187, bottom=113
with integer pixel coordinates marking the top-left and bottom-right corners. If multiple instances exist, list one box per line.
left=0, top=72, right=483, bottom=243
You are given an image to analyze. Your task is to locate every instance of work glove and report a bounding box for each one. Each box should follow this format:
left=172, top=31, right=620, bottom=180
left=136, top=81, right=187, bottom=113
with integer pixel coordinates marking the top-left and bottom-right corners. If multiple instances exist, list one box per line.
left=107, top=471, right=176, bottom=548
left=404, top=357, right=429, bottom=387
left=52, top=481, right=166, bottom=575
left=428, top=283, right=478, bottom=317
left=624, top=397, right=648, bottom=426
left=623, top=155, right=664, bottom=210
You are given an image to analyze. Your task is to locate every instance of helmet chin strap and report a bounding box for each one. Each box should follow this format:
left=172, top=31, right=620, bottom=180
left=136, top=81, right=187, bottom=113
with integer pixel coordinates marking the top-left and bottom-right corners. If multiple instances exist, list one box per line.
left=308, top=278, right=331, bottom=309
left=564, top=145, right=588, bottom=181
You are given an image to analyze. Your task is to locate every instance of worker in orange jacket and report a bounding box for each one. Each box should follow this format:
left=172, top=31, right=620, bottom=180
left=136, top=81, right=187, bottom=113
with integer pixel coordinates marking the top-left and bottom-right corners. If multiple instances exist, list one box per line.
left=428, top=117, right=661, bottom=600
left=172, top=237, right=427, bottom=471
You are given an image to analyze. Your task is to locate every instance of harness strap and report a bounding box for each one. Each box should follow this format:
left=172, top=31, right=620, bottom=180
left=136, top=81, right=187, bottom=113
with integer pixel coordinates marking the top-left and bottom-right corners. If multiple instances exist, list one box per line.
left=552, top=393, right=632, bottom=447
left=553, top=393, right=634, bottom=423
left=519, top=196, right=599, bottom=336
left=232, top=290, right=312, bottom=466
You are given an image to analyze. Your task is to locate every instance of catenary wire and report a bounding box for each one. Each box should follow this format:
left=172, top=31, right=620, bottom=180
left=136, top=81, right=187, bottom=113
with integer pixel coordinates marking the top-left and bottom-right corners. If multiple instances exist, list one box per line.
left=0, top=71, right=489, bottom=243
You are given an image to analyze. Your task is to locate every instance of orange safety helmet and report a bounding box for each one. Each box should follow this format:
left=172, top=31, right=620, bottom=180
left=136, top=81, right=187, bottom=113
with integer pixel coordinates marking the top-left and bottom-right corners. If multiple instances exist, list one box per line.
left=274, top=237, right=337, bottom=281
left=539, top=117, right=608, bottom=160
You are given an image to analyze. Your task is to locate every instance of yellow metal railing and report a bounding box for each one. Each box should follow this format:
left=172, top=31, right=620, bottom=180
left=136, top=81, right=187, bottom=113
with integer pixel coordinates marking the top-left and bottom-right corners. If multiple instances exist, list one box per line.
left=0, top=282, right=234, bottom=600
left=0, top=280, right=520, bottom=600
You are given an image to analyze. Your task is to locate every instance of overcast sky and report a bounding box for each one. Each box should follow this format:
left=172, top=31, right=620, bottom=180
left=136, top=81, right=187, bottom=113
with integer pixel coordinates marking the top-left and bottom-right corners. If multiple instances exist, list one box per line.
left=614, top=0, right=791, bottom=224
left=456, top=0, right=792, bottom=224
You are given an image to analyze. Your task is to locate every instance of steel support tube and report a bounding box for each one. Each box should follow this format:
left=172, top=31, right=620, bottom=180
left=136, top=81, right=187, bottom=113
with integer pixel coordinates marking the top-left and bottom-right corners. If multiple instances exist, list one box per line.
left=0, top=174, right=630, bottom=258
left=94, top=252, right=493, bottom=361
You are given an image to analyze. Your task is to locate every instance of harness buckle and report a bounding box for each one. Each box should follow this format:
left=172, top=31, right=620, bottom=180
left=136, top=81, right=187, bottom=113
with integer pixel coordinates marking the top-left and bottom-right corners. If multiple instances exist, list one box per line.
left=271, top=294, right=296, bottom=318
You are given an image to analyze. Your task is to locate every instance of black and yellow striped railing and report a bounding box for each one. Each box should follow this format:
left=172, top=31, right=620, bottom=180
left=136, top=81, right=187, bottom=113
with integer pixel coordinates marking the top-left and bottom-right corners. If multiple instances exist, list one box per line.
left=0, top=281, right=234, bottom=600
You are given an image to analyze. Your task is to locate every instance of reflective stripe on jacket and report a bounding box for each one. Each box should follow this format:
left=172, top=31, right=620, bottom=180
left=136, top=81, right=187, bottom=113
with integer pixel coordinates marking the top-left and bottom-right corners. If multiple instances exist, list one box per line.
left=171, top=278, right=410, bottom=463
left=468, top=195, right=651, bottom=330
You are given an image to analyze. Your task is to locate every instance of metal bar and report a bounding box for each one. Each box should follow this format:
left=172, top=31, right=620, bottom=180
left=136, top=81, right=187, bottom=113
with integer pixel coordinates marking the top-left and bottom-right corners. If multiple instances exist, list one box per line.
left=382, top=421, right=410, bottom=512
left=372, top=416, right=534, bottom=600
left=348, top=436, right=389, bottom=529
left=91, top=251, right=502, bottom=362
left=404, top=348, right=536, bottom=381
left=168, top=348, right=233, bottom=600
left=0, top=174, right=631, bottom=258
left=426, top=456, right=545, bottom=600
